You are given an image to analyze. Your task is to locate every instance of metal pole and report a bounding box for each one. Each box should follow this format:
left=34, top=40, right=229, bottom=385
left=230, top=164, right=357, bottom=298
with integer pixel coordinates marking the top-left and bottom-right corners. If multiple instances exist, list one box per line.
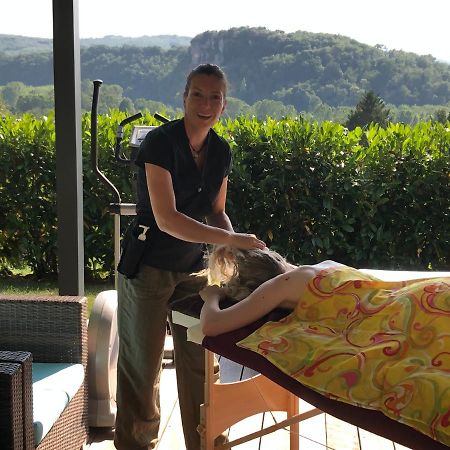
left=52, top=0, right=84, bottom=295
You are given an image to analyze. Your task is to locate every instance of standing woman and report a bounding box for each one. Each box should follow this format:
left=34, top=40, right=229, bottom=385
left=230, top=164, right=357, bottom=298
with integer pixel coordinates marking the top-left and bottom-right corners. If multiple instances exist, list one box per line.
left=114, top=64, right=265, bottom=450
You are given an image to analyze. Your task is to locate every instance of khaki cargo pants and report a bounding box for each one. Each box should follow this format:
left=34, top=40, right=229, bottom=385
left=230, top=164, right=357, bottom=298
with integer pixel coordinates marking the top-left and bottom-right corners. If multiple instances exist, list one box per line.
left=114, top=264, right=212, bottom=450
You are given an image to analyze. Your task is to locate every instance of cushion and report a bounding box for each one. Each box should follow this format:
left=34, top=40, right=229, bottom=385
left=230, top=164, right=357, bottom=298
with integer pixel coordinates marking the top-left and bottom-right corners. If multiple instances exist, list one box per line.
left=32, top=363, right=84, bottom=446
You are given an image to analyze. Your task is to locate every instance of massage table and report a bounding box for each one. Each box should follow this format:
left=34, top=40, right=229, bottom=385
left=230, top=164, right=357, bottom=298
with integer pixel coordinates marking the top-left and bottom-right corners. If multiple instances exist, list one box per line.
left=171, top=269, right=450, bottom=450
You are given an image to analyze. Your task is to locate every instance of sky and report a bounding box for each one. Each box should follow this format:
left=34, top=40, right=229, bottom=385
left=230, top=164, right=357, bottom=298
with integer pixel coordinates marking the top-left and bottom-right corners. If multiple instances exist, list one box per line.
left=1, top=0, right=449, bottom=62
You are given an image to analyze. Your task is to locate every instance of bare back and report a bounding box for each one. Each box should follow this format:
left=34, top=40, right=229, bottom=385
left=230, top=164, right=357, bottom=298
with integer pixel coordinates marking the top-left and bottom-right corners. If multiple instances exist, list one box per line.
left=277, top=260, right=345, bottom=309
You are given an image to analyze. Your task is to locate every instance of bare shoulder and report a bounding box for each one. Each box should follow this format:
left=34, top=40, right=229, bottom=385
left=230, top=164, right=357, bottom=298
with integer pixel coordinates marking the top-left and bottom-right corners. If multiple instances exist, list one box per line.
left=273, top=268, right=315, bottom=308
left=261, top=261, right=349, bottom=310
left=283, top=266, right=315, bottom=286
left=277, top=261, right=346, bottom=308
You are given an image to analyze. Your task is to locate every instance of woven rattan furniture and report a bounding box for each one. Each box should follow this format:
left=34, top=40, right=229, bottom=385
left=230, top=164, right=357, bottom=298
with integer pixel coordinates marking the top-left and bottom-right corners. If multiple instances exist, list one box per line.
left=0, top=295, right=88, bottom=450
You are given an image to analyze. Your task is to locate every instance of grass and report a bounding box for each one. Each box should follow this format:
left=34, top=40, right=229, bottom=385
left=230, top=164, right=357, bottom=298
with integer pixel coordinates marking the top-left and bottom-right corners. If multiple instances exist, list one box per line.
left=0, top=274, right=114, bottom=316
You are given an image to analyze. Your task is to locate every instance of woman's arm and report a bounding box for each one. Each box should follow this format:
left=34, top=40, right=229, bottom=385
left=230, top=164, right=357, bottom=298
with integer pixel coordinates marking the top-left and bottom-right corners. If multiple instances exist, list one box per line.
left=200, top=271, right=299, bottom=336
left=200, top=266, right=319, bottom=336
left=146, top=163, right=264, bottom=248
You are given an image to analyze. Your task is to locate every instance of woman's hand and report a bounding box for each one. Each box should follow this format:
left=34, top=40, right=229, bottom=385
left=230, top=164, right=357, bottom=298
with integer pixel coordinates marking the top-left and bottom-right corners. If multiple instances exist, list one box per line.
left=228, top=232, right=266, bottom=250
left=199, top=285, right=226, bottom=303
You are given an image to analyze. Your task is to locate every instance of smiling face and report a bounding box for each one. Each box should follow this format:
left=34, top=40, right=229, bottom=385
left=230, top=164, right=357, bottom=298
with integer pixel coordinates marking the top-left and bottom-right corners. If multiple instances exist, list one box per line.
left=183, top=73, right=227, bottom=131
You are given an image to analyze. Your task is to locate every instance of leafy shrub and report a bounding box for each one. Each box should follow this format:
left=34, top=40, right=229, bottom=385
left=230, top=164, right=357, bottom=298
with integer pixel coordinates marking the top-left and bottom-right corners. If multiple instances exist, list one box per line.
left=0, top=113, right=57, bottom=277
left=0, top=112, right=449, bottom=279
left=218, top=117, right=449, bottom=269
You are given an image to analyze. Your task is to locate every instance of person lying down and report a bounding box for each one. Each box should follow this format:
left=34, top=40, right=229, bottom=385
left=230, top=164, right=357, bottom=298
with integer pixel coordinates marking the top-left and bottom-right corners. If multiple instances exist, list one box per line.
left=199, top=246, right=450, bottom=446
left=200, top=246, right=349, bottom=336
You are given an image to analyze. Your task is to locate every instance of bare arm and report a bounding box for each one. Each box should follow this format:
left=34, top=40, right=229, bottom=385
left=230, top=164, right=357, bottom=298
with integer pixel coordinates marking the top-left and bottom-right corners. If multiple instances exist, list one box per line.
left=146, top=163, right=264, bottom=248
left=200, top=266, right=322, bottom=336
left=200, top=271, right=300, bottom=336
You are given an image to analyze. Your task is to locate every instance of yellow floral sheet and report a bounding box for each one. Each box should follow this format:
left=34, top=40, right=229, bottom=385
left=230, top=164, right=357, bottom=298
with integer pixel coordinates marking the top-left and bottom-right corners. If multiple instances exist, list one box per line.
left=238, top=267, right=450, bottom=445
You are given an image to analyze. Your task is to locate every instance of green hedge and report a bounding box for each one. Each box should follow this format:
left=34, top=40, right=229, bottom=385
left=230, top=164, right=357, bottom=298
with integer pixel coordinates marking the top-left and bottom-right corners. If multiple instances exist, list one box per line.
left=0, top=111, right=449, bottom=278
left=220, top=117, right=449, bottom=269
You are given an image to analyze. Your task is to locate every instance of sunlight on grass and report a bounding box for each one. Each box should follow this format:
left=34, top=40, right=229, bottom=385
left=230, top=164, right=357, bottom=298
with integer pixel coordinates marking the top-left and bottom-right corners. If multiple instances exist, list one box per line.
left=0, top=276, right=114, bottom=316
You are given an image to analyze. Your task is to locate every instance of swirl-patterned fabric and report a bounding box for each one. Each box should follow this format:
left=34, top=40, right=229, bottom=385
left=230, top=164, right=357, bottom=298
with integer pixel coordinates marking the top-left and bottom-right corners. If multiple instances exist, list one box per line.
left=238, top=267, right=450, bottom=445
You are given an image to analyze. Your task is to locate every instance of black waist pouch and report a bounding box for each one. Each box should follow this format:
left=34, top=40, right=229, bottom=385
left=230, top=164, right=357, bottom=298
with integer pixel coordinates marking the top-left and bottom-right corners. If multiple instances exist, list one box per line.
left=117, top=221, right=150, bottom=279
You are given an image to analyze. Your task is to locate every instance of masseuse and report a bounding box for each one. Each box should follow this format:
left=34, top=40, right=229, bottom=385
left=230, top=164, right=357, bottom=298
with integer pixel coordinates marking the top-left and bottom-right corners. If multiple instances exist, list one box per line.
left=114, top=63, right=265, bottom=450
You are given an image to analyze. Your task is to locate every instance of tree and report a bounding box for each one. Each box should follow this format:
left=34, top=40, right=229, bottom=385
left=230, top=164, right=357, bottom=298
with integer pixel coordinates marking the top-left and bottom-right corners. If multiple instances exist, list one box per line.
left=251, top=99, right=297, bottom=120
left=119, top=97, right=135, bottom=113
left=15, top=93, right=53, bottom=115
left=223, top=97, right=251, bottom=119
left=345, top=91, right=391, bottom=130
left=133, top=98, right=177, bottom=117
left=433, top=108, right=449, bottom=124
left=95, top=84, right=124, bottom=113
left=0, top=95, right=9, bottom=115
left=273, top=84, right=321, bottom=112
left=1, top=81, right=26, bottom=110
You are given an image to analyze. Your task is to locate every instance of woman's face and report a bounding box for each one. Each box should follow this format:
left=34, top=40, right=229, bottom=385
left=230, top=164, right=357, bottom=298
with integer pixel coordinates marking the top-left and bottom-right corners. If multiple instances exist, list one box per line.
left=184, top=74, right=226, bottom=130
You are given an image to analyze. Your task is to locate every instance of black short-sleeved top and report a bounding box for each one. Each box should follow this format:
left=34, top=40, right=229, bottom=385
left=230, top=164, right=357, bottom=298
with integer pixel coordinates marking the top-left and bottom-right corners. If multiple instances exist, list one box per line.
left=134, top=118, right=232, bottom=272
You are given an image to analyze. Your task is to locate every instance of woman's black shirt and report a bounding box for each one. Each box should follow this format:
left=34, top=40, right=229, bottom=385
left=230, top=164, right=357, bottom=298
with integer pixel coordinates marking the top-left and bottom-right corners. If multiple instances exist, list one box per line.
left=134, top=118, right=232, bottom=272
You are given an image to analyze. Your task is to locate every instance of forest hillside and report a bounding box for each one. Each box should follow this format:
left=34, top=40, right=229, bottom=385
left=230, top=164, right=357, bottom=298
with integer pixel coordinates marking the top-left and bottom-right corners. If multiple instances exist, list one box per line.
left=1, top=27, right=449, bottom=114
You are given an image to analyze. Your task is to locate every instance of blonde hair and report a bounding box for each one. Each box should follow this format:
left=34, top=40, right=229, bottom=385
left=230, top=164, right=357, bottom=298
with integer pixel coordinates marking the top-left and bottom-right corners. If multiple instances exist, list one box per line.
left=208, top=246, right=291, bottom=300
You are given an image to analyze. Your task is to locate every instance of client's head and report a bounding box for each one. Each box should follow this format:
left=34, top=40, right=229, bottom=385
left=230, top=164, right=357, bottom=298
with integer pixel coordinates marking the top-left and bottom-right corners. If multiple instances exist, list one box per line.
left=208, top=246, right=291, bottom=300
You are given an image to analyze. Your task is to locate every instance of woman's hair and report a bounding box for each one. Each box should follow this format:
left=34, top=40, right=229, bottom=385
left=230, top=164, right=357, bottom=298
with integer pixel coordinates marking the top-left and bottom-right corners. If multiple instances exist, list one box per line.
left=183, top=63, right=228, bottom=98
left=208, top=246, right=291, bottom=300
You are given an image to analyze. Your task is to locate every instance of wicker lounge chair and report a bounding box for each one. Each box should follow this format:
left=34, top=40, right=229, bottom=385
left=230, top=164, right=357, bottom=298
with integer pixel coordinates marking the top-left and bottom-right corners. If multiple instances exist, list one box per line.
left=0, top=295, right=88, bottom=450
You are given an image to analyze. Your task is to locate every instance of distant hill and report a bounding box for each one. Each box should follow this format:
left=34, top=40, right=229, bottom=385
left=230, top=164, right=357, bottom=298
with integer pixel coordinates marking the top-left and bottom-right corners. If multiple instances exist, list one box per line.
left=0, top=34, right=191, bottom=55
left=81, top=35, right=191, bottom=49
left=0, top=28, right=449, bottom=111
left=0, top=35, right=54, bottom=55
